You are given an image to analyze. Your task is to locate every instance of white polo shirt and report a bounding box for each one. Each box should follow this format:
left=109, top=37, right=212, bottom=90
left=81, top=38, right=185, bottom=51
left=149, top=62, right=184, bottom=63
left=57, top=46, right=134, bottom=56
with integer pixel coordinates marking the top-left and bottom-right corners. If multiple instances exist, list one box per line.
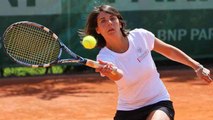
left=97, top=28, right=170, bottom=110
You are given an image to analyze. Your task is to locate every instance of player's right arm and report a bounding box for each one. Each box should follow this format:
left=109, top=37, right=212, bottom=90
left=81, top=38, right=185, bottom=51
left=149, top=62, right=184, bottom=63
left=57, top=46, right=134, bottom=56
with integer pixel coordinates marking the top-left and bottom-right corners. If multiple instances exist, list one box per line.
left=96, top=60, right=123, bottom=81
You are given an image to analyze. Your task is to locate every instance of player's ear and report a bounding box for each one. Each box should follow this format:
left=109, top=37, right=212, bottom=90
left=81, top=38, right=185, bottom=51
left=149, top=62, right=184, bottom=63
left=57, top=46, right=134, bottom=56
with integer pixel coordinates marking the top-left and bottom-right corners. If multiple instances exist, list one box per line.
left=96, top=27, right=100, bottom=34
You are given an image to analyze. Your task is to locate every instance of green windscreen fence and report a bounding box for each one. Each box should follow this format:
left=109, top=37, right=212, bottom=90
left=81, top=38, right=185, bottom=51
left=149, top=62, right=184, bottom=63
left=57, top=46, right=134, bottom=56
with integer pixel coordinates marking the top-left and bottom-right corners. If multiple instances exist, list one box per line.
left=0, top=0, right=212, bottom=67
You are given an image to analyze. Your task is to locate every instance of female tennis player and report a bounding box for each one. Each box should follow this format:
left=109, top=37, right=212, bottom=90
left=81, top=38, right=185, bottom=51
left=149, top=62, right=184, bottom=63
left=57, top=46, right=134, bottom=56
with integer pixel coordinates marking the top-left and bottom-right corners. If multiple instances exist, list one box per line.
left=82, top=5, right=212, bottom=120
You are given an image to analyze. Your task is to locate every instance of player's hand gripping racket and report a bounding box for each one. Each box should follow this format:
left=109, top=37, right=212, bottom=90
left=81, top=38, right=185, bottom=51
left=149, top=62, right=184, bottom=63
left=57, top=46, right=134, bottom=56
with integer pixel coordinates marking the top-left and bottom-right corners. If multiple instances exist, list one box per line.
left=2, top=21, right=117, bottom=74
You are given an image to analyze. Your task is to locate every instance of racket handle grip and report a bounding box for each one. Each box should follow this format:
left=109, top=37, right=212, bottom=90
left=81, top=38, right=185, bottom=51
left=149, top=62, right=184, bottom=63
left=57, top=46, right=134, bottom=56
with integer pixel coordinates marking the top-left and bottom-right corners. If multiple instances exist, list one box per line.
left=85, top=59, right=117, bottom=75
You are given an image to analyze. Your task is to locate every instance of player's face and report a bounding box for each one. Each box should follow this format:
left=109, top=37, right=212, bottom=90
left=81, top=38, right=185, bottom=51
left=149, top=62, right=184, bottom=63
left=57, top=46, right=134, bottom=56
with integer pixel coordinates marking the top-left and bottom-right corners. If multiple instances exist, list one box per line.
left=96, top=12, right=122, bottom=37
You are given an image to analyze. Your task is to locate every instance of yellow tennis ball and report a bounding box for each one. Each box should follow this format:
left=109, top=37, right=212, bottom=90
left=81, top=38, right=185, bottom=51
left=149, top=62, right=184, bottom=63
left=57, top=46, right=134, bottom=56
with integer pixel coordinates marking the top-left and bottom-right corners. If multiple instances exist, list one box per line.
left=82, top=35, right=97, bottom=49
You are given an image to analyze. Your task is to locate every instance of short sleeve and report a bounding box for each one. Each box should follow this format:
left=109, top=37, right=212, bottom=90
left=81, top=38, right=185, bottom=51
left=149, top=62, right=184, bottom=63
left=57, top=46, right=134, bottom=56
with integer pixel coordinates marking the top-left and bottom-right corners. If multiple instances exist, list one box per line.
left=96, top=53, right=114, bottom=63
left=144, top=30, right=155, bottom=50
left=138, top=29, right=155, bottom=50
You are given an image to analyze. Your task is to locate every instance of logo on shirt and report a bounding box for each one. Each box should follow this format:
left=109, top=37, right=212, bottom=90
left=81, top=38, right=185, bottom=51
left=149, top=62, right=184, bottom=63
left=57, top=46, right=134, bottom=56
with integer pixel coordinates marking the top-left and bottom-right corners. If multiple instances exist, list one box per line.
left=137, top=48, right=149, bottom=62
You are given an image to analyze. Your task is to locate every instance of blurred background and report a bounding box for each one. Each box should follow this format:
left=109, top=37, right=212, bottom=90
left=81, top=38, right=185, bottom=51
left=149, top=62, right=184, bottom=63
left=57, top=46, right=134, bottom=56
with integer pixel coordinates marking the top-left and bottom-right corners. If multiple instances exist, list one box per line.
left=0, top=0, right=212, bottom=77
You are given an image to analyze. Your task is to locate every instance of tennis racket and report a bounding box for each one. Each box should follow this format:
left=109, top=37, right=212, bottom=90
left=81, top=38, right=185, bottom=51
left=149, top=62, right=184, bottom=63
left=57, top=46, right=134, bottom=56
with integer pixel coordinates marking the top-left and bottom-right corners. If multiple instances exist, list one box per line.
left=2, top=21, right=116, bottom=74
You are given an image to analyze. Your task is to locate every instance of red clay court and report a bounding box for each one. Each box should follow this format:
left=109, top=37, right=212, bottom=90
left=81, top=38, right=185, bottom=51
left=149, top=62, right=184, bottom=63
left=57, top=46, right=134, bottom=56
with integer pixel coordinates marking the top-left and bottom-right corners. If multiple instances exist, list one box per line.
left=0, top=67, right=212, bottom=120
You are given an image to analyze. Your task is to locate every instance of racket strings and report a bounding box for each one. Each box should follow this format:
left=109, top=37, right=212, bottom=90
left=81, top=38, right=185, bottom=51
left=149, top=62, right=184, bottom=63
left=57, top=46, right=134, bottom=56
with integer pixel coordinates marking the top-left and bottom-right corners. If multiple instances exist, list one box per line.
left=4, top=23, right=60, bottom=65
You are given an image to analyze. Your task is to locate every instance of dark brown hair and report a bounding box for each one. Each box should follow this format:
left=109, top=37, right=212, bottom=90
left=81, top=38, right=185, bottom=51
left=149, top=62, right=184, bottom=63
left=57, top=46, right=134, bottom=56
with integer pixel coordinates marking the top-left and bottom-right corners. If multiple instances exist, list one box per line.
left=80, top=5, right=129, bottom=48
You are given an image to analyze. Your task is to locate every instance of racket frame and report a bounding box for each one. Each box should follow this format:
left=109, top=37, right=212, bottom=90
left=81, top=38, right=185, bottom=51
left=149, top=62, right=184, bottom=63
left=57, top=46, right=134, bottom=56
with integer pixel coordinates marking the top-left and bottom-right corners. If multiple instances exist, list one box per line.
left=2, top=21, right=101, bottom=69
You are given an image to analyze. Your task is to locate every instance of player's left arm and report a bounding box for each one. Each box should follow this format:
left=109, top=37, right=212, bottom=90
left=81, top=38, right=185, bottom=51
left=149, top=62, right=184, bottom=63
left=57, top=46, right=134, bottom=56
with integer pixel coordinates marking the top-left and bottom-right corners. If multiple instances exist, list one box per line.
left=153, top=37, right=212, bottom=83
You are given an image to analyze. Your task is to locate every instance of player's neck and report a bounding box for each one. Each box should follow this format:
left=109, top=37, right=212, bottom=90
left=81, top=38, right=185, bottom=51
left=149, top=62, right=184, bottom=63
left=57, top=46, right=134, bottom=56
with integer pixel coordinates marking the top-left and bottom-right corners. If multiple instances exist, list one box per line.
left=106, top=36, right=129, bottom=53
